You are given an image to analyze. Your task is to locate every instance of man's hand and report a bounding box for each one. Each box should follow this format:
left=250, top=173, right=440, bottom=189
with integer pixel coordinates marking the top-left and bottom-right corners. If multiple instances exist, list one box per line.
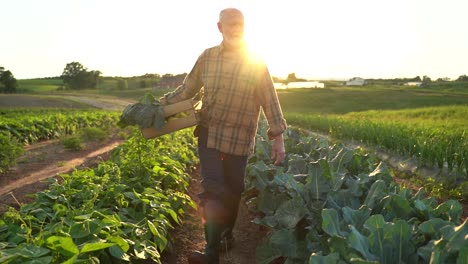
left=271, top=134, right=285, bottom=165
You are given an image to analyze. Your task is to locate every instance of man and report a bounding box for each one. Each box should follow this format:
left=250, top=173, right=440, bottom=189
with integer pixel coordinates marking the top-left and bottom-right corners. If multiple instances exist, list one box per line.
left=160, top=7, right=287, bottom=264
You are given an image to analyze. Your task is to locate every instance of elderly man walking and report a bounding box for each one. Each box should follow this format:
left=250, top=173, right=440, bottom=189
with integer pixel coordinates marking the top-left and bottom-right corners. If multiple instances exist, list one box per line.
left=160, top=7, right=287, bottom=264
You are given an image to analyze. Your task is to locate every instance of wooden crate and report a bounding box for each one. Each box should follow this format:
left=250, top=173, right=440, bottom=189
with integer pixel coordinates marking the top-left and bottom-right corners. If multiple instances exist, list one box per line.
left=141, top=99, right=199, bottom=139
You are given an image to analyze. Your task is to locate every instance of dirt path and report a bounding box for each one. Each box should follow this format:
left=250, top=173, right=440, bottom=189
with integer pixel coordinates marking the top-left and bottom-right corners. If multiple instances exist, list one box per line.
left=161, top=167, right=267, bottom=264
left=0, top=136, right=125, bottom=213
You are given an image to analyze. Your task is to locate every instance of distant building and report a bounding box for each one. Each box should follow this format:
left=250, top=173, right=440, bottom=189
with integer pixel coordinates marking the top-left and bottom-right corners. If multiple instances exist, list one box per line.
left=274, top=81, right=325, bottom=89
left=405, top=82, right=423, bottom=87
left=346, top=77, right=367, bottom=86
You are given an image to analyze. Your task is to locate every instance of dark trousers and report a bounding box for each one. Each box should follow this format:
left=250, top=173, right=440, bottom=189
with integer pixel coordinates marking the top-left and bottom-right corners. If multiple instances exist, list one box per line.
left=196, top=126, right=248, bottom=228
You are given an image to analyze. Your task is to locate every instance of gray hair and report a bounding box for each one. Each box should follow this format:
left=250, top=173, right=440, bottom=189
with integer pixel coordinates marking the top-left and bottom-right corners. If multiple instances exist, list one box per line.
left=219, top=8, right=244, bottom=22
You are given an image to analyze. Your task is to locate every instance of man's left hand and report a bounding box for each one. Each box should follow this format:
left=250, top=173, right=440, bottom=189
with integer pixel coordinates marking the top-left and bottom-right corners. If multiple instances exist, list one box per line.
left=271, top=134, right=285, bottom=165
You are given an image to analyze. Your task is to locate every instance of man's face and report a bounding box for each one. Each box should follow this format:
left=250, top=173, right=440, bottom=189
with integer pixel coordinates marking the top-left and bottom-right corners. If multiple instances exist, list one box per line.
left=218, top=12, right=244, bottom=48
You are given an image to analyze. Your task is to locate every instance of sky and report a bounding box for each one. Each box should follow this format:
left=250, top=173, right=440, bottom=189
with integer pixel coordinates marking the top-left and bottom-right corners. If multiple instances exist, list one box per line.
left=2, top=0, right=468, bottom=81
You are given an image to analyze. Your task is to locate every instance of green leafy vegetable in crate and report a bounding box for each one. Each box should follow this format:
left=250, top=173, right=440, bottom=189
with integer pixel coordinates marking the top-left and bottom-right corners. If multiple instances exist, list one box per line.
left=118, top=93, right=166, bottom=129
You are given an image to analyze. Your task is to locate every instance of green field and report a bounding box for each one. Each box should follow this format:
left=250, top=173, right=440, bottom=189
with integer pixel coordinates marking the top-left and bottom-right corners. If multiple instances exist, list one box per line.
left=5, top=79, right=468, bottom=197
left=1, top=79, right=467, bottom=263
left=277, top=85, right=468, bottom=114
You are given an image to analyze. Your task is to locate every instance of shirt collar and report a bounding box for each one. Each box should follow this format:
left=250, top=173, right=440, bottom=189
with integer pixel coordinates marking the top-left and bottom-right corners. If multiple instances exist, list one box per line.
left=218, top=40, right=247, bottom=54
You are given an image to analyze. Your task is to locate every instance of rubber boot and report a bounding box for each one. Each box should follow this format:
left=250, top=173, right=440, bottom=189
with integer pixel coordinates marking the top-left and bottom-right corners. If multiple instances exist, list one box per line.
left=220, top=194, right=241, bottom=252
left=188, top=200, right=226, bottom=264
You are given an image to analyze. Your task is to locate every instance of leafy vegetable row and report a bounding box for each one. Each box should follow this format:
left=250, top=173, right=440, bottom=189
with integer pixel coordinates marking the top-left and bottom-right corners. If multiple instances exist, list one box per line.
left=245, top=126, right=467, bottom=264
left=0, top=109, right=120, bottom=144
left=0, top=129, right=198, bottom=263
left=0, top=109, right=120, bottom=174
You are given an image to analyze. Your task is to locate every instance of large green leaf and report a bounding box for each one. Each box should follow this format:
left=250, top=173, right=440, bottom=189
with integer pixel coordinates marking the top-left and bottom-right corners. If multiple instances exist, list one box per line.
left=342, top=206, right=371, bottom=232
left=246, top=160, right=276, bottom=190
left=363, top=215, right=387, bottom=262
left=430, top=219, right=468, bottom=263
left=368, top=162, right=392, bottom=185
left=45, top=236, right=79, bottom=257
left=256, top=242, right=282, bottom=264
left=418, top=218, right=452, bottom=238
left=266, top=229, right=309, bottom=261
left=417, top=240, right=435, bottom=263
left=328, top=146, right=354, bottom=174
left=80, top=241, right=115, bottom=253
left=306, top=161, right=332, bottom=201
left=348, top=226, right=378, bottom=261
left=364, top=216, right=416, bottom=263
left=433, top=200, right=463, bottom=223
left=457, top=242, right=468, bottom=264
left=274, top=196, right=307, bottom=229
left=328, top=235, right=369, bottom=263
left=363, top=180, right=387, bottom=211
left=257, top=188, right=290, bottom=215
left=287, top=154, right=308, bottom=174
left=273, top=172, right=306, bottom=199
left=322, top=208, right=347, bottom=238
left=108, top=245, right=130, bottom=261
left=309, top=252, right=341, bottom=264
left=389, top=220, right=415, bottom=263
left=327, top=190, right=362, bottom=210
left=69, top=220, right=103, bottom=239
left=381, top=194, right=414, bottom=220
left=23, top=256, right=54, bottom=264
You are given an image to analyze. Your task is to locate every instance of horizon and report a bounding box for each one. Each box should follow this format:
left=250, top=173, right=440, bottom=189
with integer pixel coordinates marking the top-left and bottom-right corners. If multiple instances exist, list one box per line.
left=2, top=0, right=468, bottom=81
left=17, top=74, right=446, bottom=82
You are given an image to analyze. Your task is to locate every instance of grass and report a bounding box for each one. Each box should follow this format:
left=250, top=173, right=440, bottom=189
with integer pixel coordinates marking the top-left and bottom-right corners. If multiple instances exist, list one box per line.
left=277, top=85, right=468, bottom=114
left=17, top=78, right=63, bottom=93
left=340, top=105, right=468, bottom=129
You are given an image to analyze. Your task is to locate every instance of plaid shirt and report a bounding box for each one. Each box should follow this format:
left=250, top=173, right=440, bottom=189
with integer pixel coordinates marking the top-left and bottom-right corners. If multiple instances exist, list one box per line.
left=161, top=42, right=287, bottom=156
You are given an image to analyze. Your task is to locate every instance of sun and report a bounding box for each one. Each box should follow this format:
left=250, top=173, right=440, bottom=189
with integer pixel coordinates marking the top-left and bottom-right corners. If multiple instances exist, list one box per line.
left=241, top=7, right=291, bottom=78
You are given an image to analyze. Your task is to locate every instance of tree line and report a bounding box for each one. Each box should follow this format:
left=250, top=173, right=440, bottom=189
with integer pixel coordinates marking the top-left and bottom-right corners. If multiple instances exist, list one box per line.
left=2, top=62, right=468, bottom=94
left=0, top=67, right=18, bottom=93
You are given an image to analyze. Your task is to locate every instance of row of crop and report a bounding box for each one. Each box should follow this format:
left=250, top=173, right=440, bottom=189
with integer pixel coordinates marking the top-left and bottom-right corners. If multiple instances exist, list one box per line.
left=245, top=126, right=466, bottom=264
left=285, top=113, right=468, bottom=181
left=0, top=109, right=120, bottom=144
left=0, top=129, right=198, bottom=263
left=0, top=109, right=120, bottom=174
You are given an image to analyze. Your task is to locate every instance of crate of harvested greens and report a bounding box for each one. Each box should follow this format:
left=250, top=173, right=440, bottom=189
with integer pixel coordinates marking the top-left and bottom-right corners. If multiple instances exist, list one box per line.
left=141, top=99, right=200, bottom=138
left=118, top=93, right=200, bottom=138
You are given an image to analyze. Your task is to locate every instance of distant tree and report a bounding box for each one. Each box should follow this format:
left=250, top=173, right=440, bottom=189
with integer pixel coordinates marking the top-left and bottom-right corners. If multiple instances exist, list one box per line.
left=456, top=75, right=468, bottom=82
left=143, top=73, right=160, bottom=79
left=0, top=69, right=18, bottom=93
left=286, top=73, right=298, bottom=83
left=422, top=75, right=432, bottom=83
left=85, top=70, right=101, bottom=88
left=412, top=76, right=422, bottom=82
left=61, top=62, right=101, bottom=89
